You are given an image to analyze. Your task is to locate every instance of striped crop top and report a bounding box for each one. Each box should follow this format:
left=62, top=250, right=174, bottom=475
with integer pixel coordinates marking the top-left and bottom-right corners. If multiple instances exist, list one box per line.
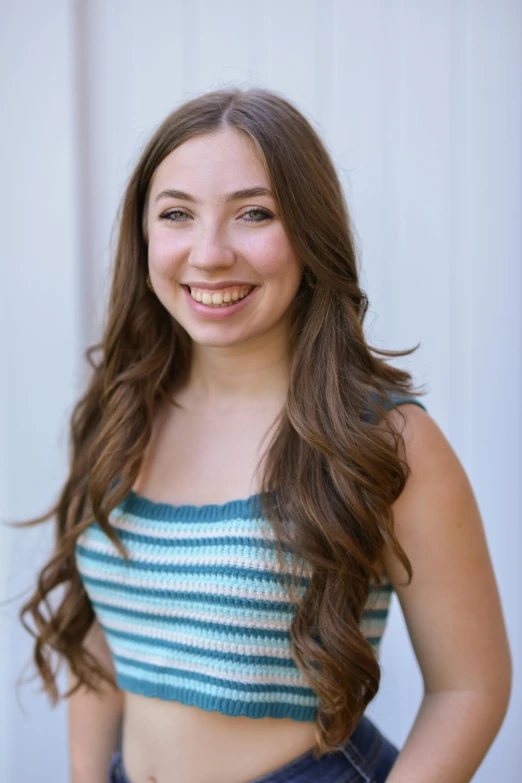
left=74, top=393, right=427, bottom=722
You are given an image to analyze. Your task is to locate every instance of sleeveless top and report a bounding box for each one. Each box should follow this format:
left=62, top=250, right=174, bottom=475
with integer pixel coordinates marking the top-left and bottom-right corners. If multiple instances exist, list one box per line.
left=74, top=393, right=427, bottom=722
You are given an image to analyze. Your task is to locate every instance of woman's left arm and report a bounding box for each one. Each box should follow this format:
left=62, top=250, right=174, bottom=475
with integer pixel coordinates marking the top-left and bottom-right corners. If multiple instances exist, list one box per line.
left=380, top=404, right=512, bottom=783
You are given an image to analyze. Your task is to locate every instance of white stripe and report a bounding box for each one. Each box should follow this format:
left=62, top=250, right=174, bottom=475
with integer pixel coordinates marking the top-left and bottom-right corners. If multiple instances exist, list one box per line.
left=362, top=596, right=392, bottom=611
left=78, top=535, right=292, bottom=572
left=115, top=521, right=271, bottom=540
left=111, top=508, right=275, bottom=538
left=95, top=594, right=291, bottom=629
left=117, top=661, right=319, bottom=706
left=111, top=642, right=309, bottom=688
left=77, top=561, right=291, bottom=602
left=102, top=615, right=289, bottom=656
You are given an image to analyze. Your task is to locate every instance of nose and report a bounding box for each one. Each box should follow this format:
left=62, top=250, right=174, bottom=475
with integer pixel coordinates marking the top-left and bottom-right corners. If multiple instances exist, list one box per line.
left=187, top=225, right=236, bottom=274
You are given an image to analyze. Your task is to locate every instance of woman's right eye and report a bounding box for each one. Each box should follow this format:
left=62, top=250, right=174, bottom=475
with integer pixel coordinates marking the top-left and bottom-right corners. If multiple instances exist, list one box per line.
left=160, top=209, right=189, bottom=223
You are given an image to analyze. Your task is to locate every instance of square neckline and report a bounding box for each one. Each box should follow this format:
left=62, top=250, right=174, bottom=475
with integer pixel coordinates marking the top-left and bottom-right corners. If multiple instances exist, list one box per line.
left=118, top=486, right=269, bottom=522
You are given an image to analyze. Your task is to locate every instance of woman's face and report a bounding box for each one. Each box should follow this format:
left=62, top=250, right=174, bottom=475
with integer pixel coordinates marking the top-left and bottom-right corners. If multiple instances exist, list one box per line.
left=145, top=128, right=303, bottom=348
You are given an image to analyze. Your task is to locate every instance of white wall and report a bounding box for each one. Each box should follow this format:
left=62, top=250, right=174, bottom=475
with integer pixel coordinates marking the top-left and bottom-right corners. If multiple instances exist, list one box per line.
left=1, top=1, right=520, bottom=780
left=1, top=1, right=82, bottom=780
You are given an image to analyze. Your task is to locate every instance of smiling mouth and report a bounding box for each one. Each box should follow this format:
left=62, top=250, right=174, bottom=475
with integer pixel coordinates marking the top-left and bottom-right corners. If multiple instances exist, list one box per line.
left=182, top=284, right=257, bottom=308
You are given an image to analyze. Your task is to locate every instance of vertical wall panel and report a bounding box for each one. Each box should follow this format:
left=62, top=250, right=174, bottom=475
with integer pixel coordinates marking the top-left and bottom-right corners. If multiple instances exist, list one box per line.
left=462, top=1, right=522, bottom=777
left=397, top=0, right=453, bottom=412
left=367, top=0, right=455, bottom=740
left=2, top=1, right=82, bottom=781
left=247, top=0, right=319, bottom=109
left=199, top=1, right=251, bottom=89
left=78, top=0, right=143, bottom=347
left=331, top=1, right=391, bottom=352
left=128, top=0, right=200, bottom=127
left=448, top=0, right=475, bottom=468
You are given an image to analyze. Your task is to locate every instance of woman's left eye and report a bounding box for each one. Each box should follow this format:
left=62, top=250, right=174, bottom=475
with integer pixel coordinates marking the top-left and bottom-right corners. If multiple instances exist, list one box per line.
left=241, top=208, right=273, bottom=223
left=160, top=208, right=273, bottom=224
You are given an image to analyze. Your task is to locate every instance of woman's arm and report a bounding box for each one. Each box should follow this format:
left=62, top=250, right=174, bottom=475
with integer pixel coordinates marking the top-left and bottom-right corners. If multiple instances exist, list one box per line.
left=68, top=618, right=124, bottom=783
left=380, top=404, right=512, bottom=783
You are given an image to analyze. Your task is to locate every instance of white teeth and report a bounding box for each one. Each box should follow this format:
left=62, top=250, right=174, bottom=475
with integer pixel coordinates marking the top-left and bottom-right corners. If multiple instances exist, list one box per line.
left=189, top=286, right=253, bottom=307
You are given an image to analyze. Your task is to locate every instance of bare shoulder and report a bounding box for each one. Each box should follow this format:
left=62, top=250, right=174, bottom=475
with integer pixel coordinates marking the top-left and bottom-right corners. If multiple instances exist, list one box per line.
left=379, top=403, right=512, bottom=698
left=381, top=402, right=475, bottom=587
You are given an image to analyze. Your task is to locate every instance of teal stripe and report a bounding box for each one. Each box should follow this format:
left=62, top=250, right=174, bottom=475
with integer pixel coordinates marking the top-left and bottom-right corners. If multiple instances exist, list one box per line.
left=93, top=598, right=389, bottom=628
left=113, top=652, right=313, bottom=696
left=99, top=611, right=290, bottom=652
left=362, top=608, right=389, bottom=619
left=80, top=573, right=293, bottom=612
left=119, top=489, right=268, bottom=523
left=116, top=674, right=318, bottom=721
left=87, top=588, right=294, bottom=623
left=93, top=600, right=288, bottom=639
left=112, top=636, right=294, bottom=675
left=363, top=391, right=428, bottom=423
left=77, top=560, right=294, bottom=597
left=104, top=619, right=288, bottom=653
left=85, top=525, right=285, bottom=551
left=366, top=636, right=383, bottom=647
left=369, top=390, right=428, bottom=413
left=76, top=543, right=309, bottom=586
left=386, top=392, right=427, bottom=411
left=105, top=626, right=297, bottom=667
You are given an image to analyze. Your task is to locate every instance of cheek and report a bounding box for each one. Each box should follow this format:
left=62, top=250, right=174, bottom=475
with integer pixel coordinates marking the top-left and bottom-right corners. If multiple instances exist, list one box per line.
left=249, top=232, right=300, bottom=281
left=148, top=232, right=182, bottom=274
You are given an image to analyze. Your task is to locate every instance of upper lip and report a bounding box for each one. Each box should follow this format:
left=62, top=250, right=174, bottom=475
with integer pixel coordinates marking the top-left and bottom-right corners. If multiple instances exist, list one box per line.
left=182, top=281, right=258, bottom=290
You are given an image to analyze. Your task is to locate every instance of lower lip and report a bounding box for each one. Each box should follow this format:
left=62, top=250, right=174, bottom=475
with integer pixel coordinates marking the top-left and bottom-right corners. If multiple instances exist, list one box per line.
left=182, top=285, right=259, bottom=320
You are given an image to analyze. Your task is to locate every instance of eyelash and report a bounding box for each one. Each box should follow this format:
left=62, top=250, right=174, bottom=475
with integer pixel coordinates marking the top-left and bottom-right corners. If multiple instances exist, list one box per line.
left=159, top=208, right=273, bottom=224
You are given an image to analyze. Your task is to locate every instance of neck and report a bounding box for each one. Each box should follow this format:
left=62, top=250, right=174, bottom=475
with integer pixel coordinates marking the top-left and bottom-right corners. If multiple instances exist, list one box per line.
left=181, top=327, right=290, bottom=414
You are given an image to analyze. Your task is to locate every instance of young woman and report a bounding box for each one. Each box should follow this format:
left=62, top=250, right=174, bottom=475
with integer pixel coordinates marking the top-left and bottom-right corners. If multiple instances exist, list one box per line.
left=18, top=88, right=511, bottom=783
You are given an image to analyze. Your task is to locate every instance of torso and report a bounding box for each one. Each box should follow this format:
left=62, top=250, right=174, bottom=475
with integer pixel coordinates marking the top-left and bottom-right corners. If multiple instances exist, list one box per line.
left=121, top=388, right=319, bottom=783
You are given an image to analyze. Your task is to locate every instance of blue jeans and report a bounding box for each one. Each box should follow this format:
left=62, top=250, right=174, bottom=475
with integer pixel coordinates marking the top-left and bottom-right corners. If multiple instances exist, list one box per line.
left=108, top=714, right=399, bottom=782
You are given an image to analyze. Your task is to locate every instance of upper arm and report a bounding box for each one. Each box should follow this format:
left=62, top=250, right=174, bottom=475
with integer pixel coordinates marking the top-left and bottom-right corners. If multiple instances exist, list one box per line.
left=380, top=404, right=512, bottom=704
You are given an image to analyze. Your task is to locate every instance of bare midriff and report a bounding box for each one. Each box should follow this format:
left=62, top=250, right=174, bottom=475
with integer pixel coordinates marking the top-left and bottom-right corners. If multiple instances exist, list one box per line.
left=121, top=692, right=318, bottom=783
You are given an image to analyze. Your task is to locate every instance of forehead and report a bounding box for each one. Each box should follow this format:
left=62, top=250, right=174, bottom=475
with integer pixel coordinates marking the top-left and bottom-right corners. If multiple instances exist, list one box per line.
left=149, top=129, right=269, bottom=196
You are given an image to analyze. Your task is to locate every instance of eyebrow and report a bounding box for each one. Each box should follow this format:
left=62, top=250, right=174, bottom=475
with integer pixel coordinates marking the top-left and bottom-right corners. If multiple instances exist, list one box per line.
left=154, top=186, right=274, bottom=204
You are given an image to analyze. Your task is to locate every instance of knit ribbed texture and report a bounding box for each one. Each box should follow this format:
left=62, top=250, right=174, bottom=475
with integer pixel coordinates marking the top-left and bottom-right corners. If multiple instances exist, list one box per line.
left=75, top=492, right=392, bottom=722
left=75, top=394, right=426, bottom=722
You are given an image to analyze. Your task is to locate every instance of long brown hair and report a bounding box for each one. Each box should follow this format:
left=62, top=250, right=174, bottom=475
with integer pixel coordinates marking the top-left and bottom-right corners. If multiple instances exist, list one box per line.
left=13, top=86, right=426, bottom=756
